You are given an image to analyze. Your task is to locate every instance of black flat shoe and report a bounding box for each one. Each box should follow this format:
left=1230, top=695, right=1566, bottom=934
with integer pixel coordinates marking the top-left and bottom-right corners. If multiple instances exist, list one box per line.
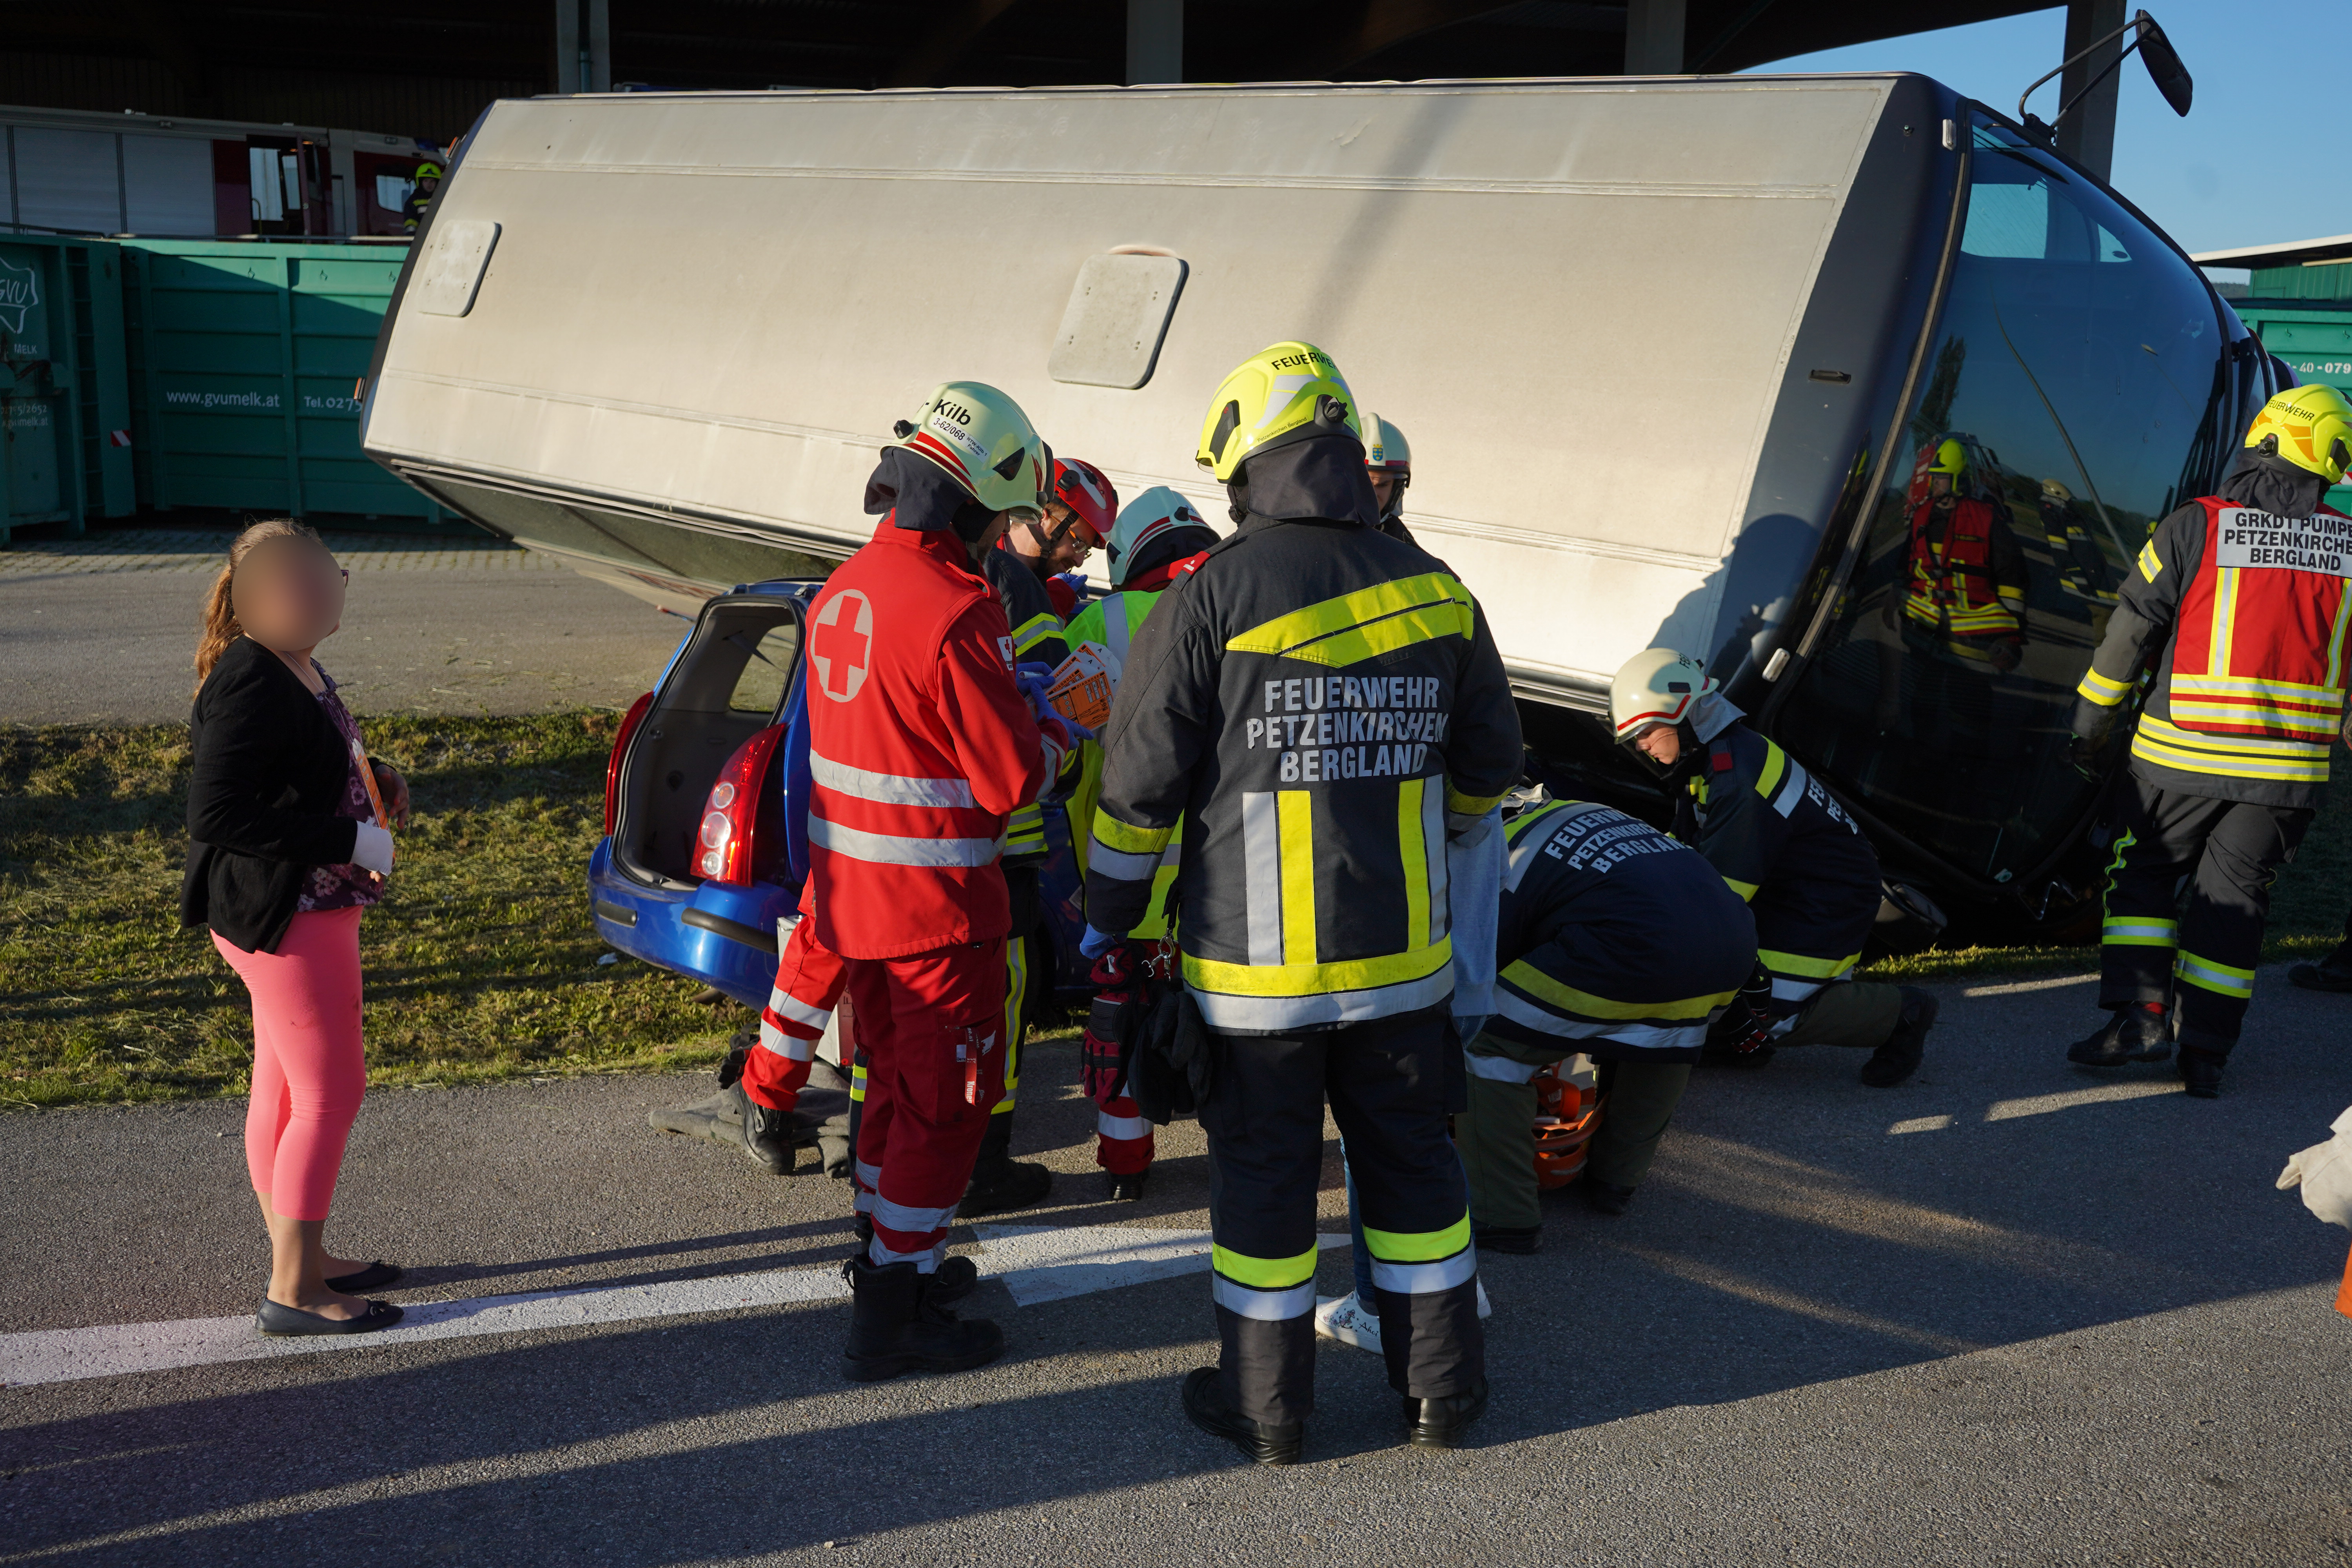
left=1472, top=1222, right=1541, bottom=1254
left=1584, top=1178, right=1636, bottom=1216
left=2067, top=1002, right=2171, bottom=1068
left=1403, top=1379, right=1490, bottom=1450
left=256, top=1298, right=404, bottom=1338
left=323, top=1261, right=404, bottom=1293
left=1182, top=1366, right=1303, bottom=1466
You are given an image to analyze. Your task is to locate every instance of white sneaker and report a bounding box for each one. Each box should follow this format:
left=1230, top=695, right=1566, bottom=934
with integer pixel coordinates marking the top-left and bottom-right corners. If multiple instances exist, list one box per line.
left=1312, top=1291, right=1384, bottom=1353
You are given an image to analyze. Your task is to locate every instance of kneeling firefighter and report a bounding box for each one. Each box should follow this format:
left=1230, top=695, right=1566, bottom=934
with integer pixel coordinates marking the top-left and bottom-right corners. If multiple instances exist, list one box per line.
left=1610, top=649, right=1937, bottom=1086
left=1459, top=791, right=1760, bottom=1230
left=1082, top=341, right=1523, bottom=1463
left=2065, top=385, right=2352, bottom=1095
left=803, top=381, right=1082, bottom=1382
left=1065, top=485, right=1219, bottom=1200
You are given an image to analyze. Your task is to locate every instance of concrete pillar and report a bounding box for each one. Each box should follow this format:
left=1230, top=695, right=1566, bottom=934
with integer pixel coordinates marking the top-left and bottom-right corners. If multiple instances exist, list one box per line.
left=555, top=0, right=612, bottom=94
left=1623, top=0, right=1685, bottom=75
left=1127, top=0, right=1183, bottom=85
left=2055, top=0, right=2124, bottom=181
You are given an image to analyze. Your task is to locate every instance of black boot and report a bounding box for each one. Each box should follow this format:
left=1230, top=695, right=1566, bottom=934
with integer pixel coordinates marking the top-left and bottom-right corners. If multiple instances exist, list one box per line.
left=1103, top=1169, right=1148, bottom=1202
left=851, top=1216, right=979, bottom=1304
left=1181, top=1366, right=1303, bottom=1466
left=1472, top=1221, right=1541, bottom=1254
left=1860, top=987, right=1938, bottom=1087
left=963, top=1114, right=1053, bottom=1217
left=740, top=1089, right=794, bottom=1174
left=1699, top=1040, right=1775, bottom=1069
left=2067, top=1002, right=2172, bottom=1068
left=1403, top=1379, right=1490, bottom=1450
left=2178, top=1044, right=2227, bottom=1099
left=1584, top=1178, right=1635, bottom=1216
left=838, top=1254, right=1004, bottom=1383
left=2290, top=940, right=2352, bottom=993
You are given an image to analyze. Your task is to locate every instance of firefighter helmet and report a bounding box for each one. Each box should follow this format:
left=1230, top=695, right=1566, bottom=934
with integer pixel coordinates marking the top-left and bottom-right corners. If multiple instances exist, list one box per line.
left=1195, top=341, right=1360, bottom=481
left=1103, top=485, right=1214, bottom=590
left=1927, top=437, right=1967, bottom=477
left=1363, top=412, right=1410, bottom=521
left=1530, top=1060, right=1601, bottom=1190
left=1049, top=457, right=1117, bottom=546
left=2244, top=383, right=2352, bottom=484
left=893, top=381, right=1051, bottom=518
left=1609, top=647, right=1716, bottom=743
left=414, top=161, right=445, bottom=181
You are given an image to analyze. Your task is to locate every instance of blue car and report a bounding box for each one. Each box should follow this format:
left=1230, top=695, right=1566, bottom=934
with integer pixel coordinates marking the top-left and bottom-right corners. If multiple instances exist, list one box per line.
left=588, top=579, right=1091, bottom=1011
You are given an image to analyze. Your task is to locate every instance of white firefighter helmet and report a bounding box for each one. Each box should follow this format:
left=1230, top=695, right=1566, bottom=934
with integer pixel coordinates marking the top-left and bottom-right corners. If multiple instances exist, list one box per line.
left=1609, top=647, right=1716, bottom=743
left=1103, top=485, right=1214, bottom=590
left=893, top=381, right=1051, bottom=518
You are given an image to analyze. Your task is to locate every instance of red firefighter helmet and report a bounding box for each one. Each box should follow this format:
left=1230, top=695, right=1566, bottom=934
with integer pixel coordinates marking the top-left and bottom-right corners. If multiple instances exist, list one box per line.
left=1050, top=457, right=1117, bottom=547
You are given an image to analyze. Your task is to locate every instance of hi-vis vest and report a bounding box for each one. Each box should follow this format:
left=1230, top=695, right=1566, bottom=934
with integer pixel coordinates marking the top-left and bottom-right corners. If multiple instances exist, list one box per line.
left=2165, top=497, right=2352, bottom=754
left=1902, top=496, right=2022, bottom=639
left=1066, top=587, right=1180, bottom=939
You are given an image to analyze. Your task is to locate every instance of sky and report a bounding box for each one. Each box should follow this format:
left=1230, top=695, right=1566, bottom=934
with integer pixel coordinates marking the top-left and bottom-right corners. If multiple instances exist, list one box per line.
left=1742, top=2, right=2343, bottom=276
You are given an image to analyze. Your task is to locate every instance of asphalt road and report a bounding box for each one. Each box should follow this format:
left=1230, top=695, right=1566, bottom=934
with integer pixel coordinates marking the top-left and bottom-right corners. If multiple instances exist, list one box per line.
left=5, top=970, right=2350, bottom=1565
left=0, top=528, right=690, bottom=724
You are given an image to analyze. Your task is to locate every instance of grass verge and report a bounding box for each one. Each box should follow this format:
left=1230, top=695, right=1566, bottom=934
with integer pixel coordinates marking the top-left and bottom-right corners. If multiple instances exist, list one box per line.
left=2, top=717, right=2345, bottom=1107
left=0, top=714, right=737, bottom=1109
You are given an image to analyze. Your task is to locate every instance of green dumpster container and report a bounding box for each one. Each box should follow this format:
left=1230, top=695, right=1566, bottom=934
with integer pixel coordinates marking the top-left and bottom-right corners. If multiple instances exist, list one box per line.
left=2237, top=299, right=2352, bottom=513
left=0, top=234, right=134, bottom=544
left=121, top=239, right=464, bottom=529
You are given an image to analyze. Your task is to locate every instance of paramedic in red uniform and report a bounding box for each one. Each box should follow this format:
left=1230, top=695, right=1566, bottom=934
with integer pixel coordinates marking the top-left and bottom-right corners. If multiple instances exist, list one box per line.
left=793, top=381, right=1078, bottom=1381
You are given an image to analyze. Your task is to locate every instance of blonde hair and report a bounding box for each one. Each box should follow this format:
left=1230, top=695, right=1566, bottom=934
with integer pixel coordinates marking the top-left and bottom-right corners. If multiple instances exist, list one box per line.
left=194, top=519, right=324, bottom=695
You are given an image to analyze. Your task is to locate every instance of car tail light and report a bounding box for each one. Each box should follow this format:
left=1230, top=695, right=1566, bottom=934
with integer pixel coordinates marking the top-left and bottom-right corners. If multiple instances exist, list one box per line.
left=604, top=691, right=655, bottom=839
left=696, top=725, right=788, bottom=884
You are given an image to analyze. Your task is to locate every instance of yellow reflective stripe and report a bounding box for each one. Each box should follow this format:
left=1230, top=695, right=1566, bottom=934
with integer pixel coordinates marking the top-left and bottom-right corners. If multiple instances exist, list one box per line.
left=2174, top=950, right=2255, bottom=999
left=2166, top=700, right=2341, bottom=738
left=2171, top=673, right=2349, bottom=702
left=1009, top=612, right=1062, bottom=656
left=2130, top=716, right=2331, bottom=783
left=1091, top=808, right=1174, bottom=856
left=1278, top=789, right=1317, bottom=967
left=1759, top=948, right=1862, bottom=979
left=1445, top=784, right=1506, bottom=817
left=1399, top=777, right=1431, bottom=955
left=1754, top=740, right=1787, bottom=800
left=1212, top=1243, right=1319, bottom=1289
left=1184, top=936, right=1453, bottom=998
left=1361, top=1214, right=1470, bottom=1264
left=1225, top=572, right=1474, bottom=668
left=2137, top=538, right=2161, bottom=581
left=2330, top=583, right=2352, bottom=691
left=1723, top=876, right=1760, bottom=902
left=1503, top=800, right=1572, bottom=846
left=2076, top=667, right=2134, bottom=706
left=1500, top=959, right=1735, bottom=1020
left=2102, top=916, right=2177, bottom=947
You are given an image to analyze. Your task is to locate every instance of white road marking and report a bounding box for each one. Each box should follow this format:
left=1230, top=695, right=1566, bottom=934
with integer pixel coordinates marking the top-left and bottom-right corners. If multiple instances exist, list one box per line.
left=1887, top=1115, right=1955, bottom=1135
left=1959, top=973, right=2098, bottom=998
left=0, top=1225, right=1352, bottom=1388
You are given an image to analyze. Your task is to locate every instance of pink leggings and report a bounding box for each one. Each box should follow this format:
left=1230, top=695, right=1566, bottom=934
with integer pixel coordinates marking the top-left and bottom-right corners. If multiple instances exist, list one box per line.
left=214, top=907, right=367, bottom=1222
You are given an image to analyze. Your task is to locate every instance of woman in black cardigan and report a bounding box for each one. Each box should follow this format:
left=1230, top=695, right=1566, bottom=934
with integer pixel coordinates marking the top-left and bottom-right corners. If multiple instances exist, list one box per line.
left=186, top=520, right=412, bottom=1337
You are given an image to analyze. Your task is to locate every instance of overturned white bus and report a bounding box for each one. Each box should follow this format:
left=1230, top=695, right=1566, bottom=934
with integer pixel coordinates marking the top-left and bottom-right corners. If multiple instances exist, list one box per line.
left=360, top=76, right=2274, bottom=939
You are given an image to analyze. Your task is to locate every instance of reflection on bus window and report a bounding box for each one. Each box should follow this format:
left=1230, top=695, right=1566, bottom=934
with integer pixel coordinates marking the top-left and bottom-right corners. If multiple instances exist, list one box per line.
left=1780, top=119, right=2232, bottom=891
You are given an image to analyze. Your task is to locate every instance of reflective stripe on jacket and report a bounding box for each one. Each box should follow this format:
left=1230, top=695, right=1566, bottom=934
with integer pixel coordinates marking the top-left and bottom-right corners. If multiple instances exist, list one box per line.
left=1066, top=588, right=1181, bottom=938
left=2072, top=496, right=2352, bottom=808
left=981, top=544, right=1069, bottom=866
left=1486, top=799, right=1757, bottom=1061
left=1082, top=514, right=1522, bottom=1034
left=801, top=515, right=1047, bottom=958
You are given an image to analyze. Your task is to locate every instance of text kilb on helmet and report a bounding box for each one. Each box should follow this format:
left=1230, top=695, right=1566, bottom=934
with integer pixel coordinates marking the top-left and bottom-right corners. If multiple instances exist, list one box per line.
left=1194, top=341, right=1361, bottom=481
left=2243, top=383, right=2352, bottom=483
left=894, top=381, right=1053, bottom=517
left=1609, top=647, right=1716, bottom=743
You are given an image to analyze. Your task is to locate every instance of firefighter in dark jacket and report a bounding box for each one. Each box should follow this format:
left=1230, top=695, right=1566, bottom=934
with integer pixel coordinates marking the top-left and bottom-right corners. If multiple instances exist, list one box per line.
left=1081, top=341, right=1523, bottom=1464
left=2065, top=385, right=2352, bottom=1095
left=1455, top=791, right=1759, bottom=1237
left=1610, top=648, right=1937, bottom=1085
left=964, top=457, right=1116, bottom=1214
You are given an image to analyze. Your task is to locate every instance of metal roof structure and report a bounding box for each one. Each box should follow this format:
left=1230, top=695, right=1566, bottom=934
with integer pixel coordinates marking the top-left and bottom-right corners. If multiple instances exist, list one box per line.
left=2191, top=234, right=2352, bottom=272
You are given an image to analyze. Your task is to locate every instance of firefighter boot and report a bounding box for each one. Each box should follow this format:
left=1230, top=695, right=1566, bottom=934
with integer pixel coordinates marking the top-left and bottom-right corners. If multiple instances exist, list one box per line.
left=740, top=1089, right=794, bottom=1174
left=2290, top=939, right=2352, bottom=993
left=1860, top=987, right=1938, bottom=1087
left=962, top=1112, right=1053, bottom=1216
left=2066, top=1001, right=2172, bottom=1068
left=1181, top=1367, right=1303, bottom=1466
left=1403, top=1379, right=1490, bottom=1450
left=852, top=1215, right=979, bottom=1305
left=2178, top=1044, right=2228, bottom=1100
left=1103, top=1169, right=1148, bottom=1202
left=838, top=1254, right=1004, bottom=1383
